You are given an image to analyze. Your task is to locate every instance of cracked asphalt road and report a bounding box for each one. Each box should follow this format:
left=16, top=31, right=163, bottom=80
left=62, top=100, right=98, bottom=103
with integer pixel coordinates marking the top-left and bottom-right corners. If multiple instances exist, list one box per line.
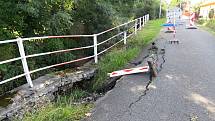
left=84, top=22, right=215, bottom=121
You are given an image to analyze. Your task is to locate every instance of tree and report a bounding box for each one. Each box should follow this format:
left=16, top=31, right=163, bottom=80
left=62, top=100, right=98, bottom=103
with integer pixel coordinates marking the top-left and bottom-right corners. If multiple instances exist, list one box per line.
left=209, top=9, right=214, bottom=19
left=170, top=0, right=180, bottom=7
left=0, top=0, right=161, bottom=95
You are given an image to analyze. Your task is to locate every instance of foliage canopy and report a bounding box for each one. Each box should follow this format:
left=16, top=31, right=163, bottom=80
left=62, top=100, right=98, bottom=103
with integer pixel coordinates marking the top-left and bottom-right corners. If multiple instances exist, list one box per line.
left=0, top=0, right=162, bottom=95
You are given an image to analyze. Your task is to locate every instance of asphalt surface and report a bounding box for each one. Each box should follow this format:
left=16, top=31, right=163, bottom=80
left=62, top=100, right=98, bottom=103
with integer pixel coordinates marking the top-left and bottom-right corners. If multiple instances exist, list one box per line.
left=84, top=21, right=215, bottom=121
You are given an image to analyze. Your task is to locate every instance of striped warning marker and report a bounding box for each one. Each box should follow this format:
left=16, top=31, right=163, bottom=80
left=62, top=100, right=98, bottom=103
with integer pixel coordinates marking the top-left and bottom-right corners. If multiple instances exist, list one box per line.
left=108, top=66, right=149, bottom=77
left=190, top=13, right=195, bottom=26
left=162, top=22, right=175, bottom=32
left=167, top=26, right=175, bottom=32
left=186, top=12, right=197, bottom=29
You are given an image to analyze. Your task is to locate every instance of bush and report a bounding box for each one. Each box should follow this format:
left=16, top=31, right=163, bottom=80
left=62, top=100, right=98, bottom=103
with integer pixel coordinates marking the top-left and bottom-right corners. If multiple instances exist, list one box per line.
left=209, top=9, right=215, bottom=19
left=90, top=19, right=165, bottom=91
left=197, top=19, right=205, bottom=25
left=206, top=20, right=215, bottom=30
left=0, top=0, right=162, bottom=95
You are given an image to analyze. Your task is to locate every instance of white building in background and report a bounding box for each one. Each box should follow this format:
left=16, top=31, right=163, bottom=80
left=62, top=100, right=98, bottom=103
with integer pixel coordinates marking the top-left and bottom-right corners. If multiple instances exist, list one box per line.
left=199, top=0, right=215, bottom=19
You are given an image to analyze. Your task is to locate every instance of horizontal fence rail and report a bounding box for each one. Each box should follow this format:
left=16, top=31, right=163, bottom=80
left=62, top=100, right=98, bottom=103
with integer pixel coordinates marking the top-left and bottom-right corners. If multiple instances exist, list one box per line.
left=0, top=14, right=150, bottom=88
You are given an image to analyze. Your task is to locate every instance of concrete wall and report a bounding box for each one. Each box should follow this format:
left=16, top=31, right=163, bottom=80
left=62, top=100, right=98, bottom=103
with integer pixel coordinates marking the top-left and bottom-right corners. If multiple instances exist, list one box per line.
left=0, top=66, right=96, bottom=120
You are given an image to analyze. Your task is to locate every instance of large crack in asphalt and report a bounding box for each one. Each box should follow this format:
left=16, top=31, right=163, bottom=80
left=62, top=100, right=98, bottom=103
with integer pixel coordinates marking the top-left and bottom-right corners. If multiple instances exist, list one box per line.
left=129, top=55, right=149, bottom=66
left=115, top=64, right=153, bottom=118
left=127, top=53, right=166, bottom=116
left=158, top=46, right=166, bottom=73
left=115, top=74, right=154, bottom=118
left=116, top=41, right=167, bottom=119
left=128, top=75, right=153, bottom=109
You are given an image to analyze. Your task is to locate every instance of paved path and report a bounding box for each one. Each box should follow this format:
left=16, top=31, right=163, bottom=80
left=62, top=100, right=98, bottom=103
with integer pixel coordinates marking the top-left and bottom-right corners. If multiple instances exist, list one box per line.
left=84, top=22, right=215, bottom=121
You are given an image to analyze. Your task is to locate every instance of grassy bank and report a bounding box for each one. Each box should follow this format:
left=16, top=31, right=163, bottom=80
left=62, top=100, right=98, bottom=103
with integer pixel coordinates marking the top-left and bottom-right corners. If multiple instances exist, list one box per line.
left=21, top=19, right=165, bottom=121
left=92, top=19, right=165, bottom=91
left=21, top=89, right=93, bottom=121
left=197, top=19, right=215, bottom=35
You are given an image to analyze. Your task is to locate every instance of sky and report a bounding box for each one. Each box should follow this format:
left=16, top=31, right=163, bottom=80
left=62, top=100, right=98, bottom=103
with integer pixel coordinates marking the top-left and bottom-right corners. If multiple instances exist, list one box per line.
left=190, top=0, right=202, bottom=5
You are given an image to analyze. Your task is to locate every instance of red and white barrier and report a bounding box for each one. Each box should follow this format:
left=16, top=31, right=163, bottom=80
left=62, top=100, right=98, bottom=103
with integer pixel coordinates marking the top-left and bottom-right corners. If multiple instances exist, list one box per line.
left=165, top=18, right=175, bottom=32
left=190, top=13, right=195, bottom=26
left=169, top=28, right=179, bottom=44
left=108, top=66, right=149, bottom=77
left=186, top=12, right=197, bottom=29
left=167, top=24, right=175, bottom=32
left=173, top=27, right=177, bottom=39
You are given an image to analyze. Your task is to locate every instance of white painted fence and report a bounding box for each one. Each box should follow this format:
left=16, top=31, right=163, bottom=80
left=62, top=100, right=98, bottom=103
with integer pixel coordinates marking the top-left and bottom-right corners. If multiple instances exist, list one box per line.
left=0, top=14, right=149, bottom=87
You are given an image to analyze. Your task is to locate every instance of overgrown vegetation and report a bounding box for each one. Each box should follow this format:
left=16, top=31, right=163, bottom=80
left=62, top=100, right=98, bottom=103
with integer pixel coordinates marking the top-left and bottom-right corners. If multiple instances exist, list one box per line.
left=0, top=0, right=166, bottom=120
left=209, top=9, right=215, bottom=19
left=22, top=104, right=93, bottom=121
left=197, top=19, right=215, bottom=34
left=91, top=19, right=165, bottom=91
left=0, top=0, right=163, bottom=95
left=21, top=89, right=92, bottom=121
left=21, top=19, right=164, bottom=121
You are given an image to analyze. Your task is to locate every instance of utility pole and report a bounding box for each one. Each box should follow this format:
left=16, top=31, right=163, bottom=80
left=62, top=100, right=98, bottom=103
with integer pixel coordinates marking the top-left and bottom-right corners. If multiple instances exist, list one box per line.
left=179, top=0, right=182, bottom=20
left=159, top=0, right=162, bottom=18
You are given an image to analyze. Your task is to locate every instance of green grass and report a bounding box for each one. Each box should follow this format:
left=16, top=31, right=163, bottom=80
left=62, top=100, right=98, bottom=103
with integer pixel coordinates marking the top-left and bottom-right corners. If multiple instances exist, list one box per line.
left=22, top=104, right=93, bottom=121
left=197, top=19, right=215, bottom=35
left=91, top=19, right=165, bottom=91
left=21, top=89, right=92, bottom=121
left=21, top=19, right=164, bottom=121
left=56, top=89, right=89, bottom=103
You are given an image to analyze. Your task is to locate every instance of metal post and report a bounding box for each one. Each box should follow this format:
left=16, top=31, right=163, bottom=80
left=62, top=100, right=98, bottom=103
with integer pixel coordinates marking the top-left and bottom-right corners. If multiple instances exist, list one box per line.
left=124, top=31, right=127, bottom=45
left=139, top=18, right=142, bottom=30
left=146, top=15, right=148, bottom=22
left=93, top=34, right=98, bottom=63
left=145, top=15, right=147, bottom=23
left=173, top=11, right=176, bottom=26
left=147, top=15, right=148, bottom=21
left=135, top=19, right=137, bottom=35
left=159, top=0, right=162, bottom=18
left=17, top=38, right=33, bottom=88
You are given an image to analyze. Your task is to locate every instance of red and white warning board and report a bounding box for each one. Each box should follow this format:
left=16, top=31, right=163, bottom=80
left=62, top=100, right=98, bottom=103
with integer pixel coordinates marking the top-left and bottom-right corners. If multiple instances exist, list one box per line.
left=186, top=12, right=197, bottom=29
left=189, top=12, right=196, bottom=26
left=108, top=66, right=149, bottom=77
left=167, top=24, right=175, bottom=32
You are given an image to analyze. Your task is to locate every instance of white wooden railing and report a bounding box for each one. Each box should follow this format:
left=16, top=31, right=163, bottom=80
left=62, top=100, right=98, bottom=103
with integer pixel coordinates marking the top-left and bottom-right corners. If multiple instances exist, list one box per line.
left=0, top=14, right=149, bottom=88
